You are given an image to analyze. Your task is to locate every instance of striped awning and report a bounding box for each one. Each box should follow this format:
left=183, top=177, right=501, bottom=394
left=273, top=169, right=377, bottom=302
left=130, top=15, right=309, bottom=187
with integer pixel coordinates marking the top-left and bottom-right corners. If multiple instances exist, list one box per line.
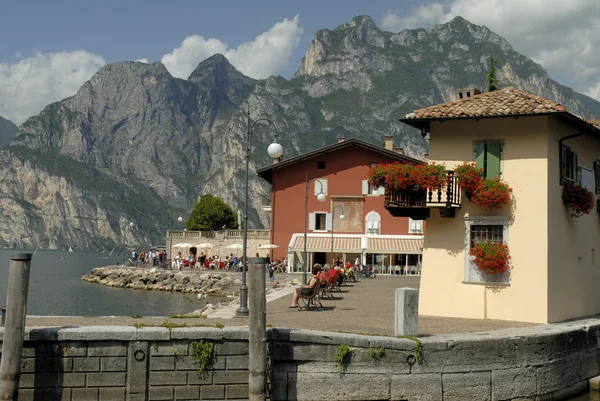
left=291, top=236, right=361, bottom=253
left=367, top=238, right=423, bottom=254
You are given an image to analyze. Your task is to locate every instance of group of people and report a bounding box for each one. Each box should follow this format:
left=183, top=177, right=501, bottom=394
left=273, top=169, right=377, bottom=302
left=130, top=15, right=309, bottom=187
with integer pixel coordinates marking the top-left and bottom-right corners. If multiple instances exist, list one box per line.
left=129, top=250, right=168, bottom=267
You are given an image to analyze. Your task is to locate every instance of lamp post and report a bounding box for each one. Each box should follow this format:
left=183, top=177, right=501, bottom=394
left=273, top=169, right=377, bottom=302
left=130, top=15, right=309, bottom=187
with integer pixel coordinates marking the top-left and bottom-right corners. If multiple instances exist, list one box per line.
left=331, top=206, right=345, bottom=262
left=303, top=174, right=326, bottom=284
left=236, top=107, right=283, bottom=317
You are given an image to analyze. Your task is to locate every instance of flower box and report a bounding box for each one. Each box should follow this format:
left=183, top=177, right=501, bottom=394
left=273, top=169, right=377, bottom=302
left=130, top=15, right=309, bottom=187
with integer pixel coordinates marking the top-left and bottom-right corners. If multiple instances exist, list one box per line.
left=562, top=184, right=595, bottom=217
left=470, top=241, right=511, bottom=275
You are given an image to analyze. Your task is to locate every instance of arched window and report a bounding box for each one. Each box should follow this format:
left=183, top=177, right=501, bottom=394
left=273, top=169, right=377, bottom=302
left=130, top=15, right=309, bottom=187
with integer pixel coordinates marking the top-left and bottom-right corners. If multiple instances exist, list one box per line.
left=365, top=211, right=381, bottom=234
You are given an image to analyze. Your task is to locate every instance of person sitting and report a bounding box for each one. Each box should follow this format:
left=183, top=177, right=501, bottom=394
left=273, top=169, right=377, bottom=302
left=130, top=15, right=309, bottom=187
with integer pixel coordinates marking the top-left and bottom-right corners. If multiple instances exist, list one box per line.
left=290, top=265, right=320, bottom=308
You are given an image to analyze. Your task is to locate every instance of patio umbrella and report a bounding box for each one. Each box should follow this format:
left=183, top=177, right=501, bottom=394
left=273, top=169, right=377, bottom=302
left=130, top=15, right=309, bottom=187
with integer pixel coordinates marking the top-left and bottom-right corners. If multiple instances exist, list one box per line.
left=258, top=244, right=279, bottom=249
left=196, top=243, right=214, bottom=248
left=226, top=243, right=244, bottom=249
left=174, top=242, right=193, bottom=248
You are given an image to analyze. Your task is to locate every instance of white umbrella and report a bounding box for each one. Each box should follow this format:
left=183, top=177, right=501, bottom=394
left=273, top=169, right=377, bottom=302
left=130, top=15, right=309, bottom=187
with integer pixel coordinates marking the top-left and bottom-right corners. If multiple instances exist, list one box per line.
left=196, top=243, right=214, bottom=248
left=226, top=243, right=244, bottom=249
left=174, top=242, right=193, bottom=248
left=258, top=244, right=279, bottom=249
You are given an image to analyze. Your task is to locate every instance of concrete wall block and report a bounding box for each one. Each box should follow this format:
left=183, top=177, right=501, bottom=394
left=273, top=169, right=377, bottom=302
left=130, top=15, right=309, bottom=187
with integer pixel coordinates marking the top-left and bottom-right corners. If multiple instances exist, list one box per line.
left=150, top=341, right=190, bottom=357
left=200, top=385, right=225, bottom=399
left=222, top=326, right=248, bottom=340
left=20, top=358, right=36, bottom=373
left=150, top=371, right=187, bottom=386
left=581, top=351, right=600, bottom=379
left=442, top=371, right=492, bottom=401
left=174, top=354, right=225, bottom=371
left=150, top=356, right=176, bottom=371
left=86, top=372, right=127, bottom=387
left=169, top=327, right=224, bottom=340
left=226, top=355, right=248, bottom=370
left=132, top=327, right=170, bottom=341
left=174, top=386, right=199, bottom=400
left=149, top=386, right=175, bottom=400
left=391, top=373, right=442, bottom=401
left=491, top=367, right=537, bottom=401
left=516, top=332, right=586, bottom=366
left=272, top=361, right=297, bottom=372
left=71, top=388, right=99, bottom=401
left=214, top=341, right=248, bottom=356
left=19, top=373, right=86, bottom=388
left=417, top=340, right=517, bottom=373
left=226, top=384, right=249, bottom=399
left=283, top=329, right=371, bottom=348
left=61, top=342, right=88, bottom=357
left=101, top=356, right=127, bottom=372
left=99, top=388, right=126, bottom=401
left=188, top=371, right=213, bottom=385
left=87, top=341, right=127, bottom=357
left=73, top=357, right=100, bottom=372
left=21, top=347, right=36, bottom=357
left=287, top=372, right=391, bottom=401
left=16, top=389, right=36, bottom=401
left=42, top=388, right=71, bottom=401
left=213, top=371, right=249, bottom=384
left=271, top=372, right=288, bottom=400
left=536, top=354, right=585, bottom=394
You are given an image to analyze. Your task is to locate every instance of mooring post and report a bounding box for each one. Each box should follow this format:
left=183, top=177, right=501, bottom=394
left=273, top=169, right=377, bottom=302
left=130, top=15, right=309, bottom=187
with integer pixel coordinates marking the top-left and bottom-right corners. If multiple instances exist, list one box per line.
left=248, top=257, right=267, bottom=401
left=0, top=253, right=33, bottom=400
left=395, top=287, right=419, bottom=337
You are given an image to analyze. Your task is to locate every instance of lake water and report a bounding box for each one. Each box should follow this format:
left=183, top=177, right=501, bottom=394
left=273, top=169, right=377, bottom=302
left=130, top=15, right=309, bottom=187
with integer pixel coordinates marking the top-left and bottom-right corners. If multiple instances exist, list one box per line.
left=0, top=249, right=217, bottom=316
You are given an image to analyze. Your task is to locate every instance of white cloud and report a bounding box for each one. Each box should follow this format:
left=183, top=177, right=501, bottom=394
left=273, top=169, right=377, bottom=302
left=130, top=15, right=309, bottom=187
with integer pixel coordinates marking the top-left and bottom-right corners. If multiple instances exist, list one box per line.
left=0, top=51, right=105, bottom=124
left=161, top=15, right=303, bottom=79
left=381, top=0, right=600, bottom=101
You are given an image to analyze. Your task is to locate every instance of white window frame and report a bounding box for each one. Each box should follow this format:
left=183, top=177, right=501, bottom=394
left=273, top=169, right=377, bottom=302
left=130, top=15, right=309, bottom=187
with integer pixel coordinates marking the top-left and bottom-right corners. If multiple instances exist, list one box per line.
left=365, top=211, right=381, bottom=235
left=362, top=180, right=385, bottom=196
left=463, top=216, right=509, bottom=285
left=579, top=166, right=595, bottom=193
left=408, top=218, right=423, bottom=233
left=309, top=211, right=330, bottom=232
left=314, top=178, right=328, bottom=196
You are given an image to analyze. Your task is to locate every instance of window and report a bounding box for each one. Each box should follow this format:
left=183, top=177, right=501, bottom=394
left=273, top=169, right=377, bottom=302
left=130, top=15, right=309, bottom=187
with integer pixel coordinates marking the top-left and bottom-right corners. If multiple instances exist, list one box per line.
left=309, top=212, right=332, bottom=231
left=464, top=217, right=509, bottom=284
left=314, top=178, right=328, bottom=196
left=317, top=161, right=326, bottom=170
left=362, top=180, right=384, bottom=196
left=474, top=141, right=502, bottom=179
left=409, top=218, right=423, bottom=233
left=594, top=161, right=600, bottom=194
left=560, top=145, right=578, bottom=184
left=579, top=166, right=595, bottom=193
left=365, top=211, right=381, bottom=234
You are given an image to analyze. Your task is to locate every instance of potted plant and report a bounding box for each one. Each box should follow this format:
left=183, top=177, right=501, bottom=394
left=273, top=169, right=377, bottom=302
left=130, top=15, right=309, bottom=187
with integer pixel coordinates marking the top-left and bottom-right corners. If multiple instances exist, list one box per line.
left=367, top=165, right=386, bottom=187
left=469, top=240, right=511, bottom=275
left=562, top=184, right=595, bottom=218
left=454, top=162, right=483, bottom=199
left=471, top=178, right=512, bottom=210
left=412, top=163, right=447, bottom=190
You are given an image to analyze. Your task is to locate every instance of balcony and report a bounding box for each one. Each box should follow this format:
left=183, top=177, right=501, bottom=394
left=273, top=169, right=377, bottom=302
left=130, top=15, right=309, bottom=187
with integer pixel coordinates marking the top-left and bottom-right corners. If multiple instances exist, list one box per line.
left=384, top=170, right=462, bottom=219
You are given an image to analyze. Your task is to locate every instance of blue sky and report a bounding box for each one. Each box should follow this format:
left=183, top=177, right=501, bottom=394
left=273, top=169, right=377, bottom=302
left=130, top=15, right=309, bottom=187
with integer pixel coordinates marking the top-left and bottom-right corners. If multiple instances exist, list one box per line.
left=0, top=0, right=598, bottom=124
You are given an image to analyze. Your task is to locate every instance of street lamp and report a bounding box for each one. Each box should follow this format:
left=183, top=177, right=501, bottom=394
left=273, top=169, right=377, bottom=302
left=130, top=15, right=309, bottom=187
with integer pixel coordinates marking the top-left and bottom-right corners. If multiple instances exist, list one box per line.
left=303, top=174, right=326, bottom=284
left=331, top=205, right=345, bottom=262
left=236, top=107, right=283, bottom=317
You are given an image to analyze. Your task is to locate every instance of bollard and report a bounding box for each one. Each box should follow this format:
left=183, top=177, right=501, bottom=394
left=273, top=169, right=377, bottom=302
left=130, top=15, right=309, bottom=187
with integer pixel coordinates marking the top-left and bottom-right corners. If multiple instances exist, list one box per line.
left=395, top=287, right=419, bottom=337
left=0, top=307, right=5, bottom=327
left=0, top=253, right=33, bottom=401
left=248, top=257, right=267, bottom=401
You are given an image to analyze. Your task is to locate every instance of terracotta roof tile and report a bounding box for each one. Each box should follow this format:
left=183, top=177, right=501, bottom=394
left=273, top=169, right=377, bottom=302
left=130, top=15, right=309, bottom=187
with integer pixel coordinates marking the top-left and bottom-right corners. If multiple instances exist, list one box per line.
left=586, top=119, right=600, bottom=129
left=405, top=87, right=568, bottom=120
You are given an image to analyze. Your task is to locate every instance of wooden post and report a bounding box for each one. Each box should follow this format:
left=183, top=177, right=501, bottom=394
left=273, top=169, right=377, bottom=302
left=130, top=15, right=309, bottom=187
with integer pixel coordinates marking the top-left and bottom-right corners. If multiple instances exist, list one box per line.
left=0, top=253, right=33, bottom=400
left=248, top=257, right=267, bottom=401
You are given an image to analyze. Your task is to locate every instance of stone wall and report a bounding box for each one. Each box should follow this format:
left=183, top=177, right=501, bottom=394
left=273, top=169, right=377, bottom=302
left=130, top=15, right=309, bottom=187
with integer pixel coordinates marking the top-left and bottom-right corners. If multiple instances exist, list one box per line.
left=1, top=318, right=600, bottom=400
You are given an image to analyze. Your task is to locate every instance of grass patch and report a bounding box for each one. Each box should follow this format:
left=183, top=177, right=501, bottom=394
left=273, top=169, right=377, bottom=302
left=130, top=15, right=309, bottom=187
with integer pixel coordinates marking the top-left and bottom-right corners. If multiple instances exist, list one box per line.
left=131, top=314, right=143, bottom=319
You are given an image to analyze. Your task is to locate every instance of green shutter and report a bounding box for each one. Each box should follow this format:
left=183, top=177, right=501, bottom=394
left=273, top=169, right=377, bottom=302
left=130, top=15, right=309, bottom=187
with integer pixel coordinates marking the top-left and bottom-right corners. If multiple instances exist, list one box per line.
left=475, top=142, right=485, bottom=171
left=486, top=142, right=501, bottom=179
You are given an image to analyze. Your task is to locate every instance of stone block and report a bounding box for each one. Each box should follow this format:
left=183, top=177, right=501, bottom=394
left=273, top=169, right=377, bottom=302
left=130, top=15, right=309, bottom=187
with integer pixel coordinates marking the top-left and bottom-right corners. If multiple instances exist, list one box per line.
left=150, top=341, right=189, bottom=357
left=214, top=341, right=248, bottom=356
left=391, top=373, right=442, bottom=401
left=149, top=386, right=174, bottom=400
left=86, top=372, right=127, bottom=387
left=288, top=372, right=390, bottom=400
left=170, top=327, right=224, bottom=340
left=213, top=371, right=249, bottom=384
left=226, top=385, right=249, bottom=399
left=101, top=356, right=127, bottom=372
left=200, top=385, right=225, bottom=399
left=442, top=372, right=491, bottom=401
left=590, top=375, right=600, bottom=392
left=99, top=388, right=126, bottom=401
left=226, top=355, right=248, bottom=370
left=87, top=341, right=127, bottom=357
left=61, top=342, right=88, bottom=357
left=17, top=389, right=38, bottom=401
left=188, top=371, right=213, bottom=385
left=536, top=355, right=584, bottom=395
left=150, top=356, right=175, bottom=371
left=127, top=341, right=150, bottom=400
left=272, top=361, right=297, bottom=372
left=71, top=388, right=99, bottom=401
left=133, top=327, right=170, bottom=341
left=516, top=331, right=587, bottom=366
left=21, top=358, right=36, bottom=373
left=271, top=372, right=287, bottom=401
left=22, top=347, right=36, bottom=357
left=492, top=367, right=537, bottom=400
left=19, top=373, right=85, bottom=388
left=73, top=357, right=100, bottom=372
left=150, top=371, right=187, bottom=386
left=41, top=388, right=71, bottom=401
left=175, top=386, right=199, bottom=400
left=395, top=287, right=419, bottom=336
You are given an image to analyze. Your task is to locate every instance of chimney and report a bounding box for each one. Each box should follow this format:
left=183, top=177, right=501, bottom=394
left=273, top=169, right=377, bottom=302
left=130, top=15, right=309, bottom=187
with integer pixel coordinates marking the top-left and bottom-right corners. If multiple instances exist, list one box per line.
left=337, top=136, right=345, bottom=143
left=384, top=135, right=394, bottom=150
left=424, top=153, right=430, bottom=160
left=393, top=147, right=403, bottom=154
left=456, top=86, right=481, bottom=100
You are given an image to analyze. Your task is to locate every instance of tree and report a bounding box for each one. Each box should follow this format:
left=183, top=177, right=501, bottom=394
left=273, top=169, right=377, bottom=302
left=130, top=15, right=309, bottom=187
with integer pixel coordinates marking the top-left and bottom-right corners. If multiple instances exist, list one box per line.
left=486, top=53, right=499, bottom=92
left=186, top=194, right=238, bottom=231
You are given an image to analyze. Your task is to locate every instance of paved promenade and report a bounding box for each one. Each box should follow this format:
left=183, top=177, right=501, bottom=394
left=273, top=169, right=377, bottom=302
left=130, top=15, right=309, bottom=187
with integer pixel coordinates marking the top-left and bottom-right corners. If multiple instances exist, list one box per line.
left=25, top=275, right=536, bottom=336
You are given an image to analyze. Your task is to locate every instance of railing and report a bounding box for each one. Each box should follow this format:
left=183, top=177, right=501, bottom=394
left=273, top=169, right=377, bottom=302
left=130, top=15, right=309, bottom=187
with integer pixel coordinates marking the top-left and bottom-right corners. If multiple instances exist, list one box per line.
left=167, top=229, right=270, bottom=240
left=384, top=170, right=462, bottom=208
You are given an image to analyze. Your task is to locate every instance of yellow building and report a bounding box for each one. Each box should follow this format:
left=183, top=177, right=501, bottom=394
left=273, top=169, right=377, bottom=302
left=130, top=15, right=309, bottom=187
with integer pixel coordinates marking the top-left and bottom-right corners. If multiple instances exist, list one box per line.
left=389, top=87, right=600, bottom=323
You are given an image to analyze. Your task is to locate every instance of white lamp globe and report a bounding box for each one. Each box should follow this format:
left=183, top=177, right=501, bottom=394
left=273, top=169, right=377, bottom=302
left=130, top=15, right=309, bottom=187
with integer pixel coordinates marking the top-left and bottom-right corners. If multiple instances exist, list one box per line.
left=267, top=142, right=283, bottom=159
left=178, top=216, right=183, bottom=223
left=129, top=222, right=134, bottom=227
left=317, top=192, right=326, bottom=202
left=340, top=214, right=345, bottom=220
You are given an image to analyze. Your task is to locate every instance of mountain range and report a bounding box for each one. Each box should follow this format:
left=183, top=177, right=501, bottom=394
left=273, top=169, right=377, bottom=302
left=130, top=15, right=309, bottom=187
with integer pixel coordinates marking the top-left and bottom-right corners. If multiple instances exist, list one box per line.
left=1, top=15, right=599, bottom=250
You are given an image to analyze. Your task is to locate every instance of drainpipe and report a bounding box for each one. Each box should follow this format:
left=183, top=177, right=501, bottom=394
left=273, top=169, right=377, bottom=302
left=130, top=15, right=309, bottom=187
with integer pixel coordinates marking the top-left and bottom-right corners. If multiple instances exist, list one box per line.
left=558, top=131, right=584, bottom=185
